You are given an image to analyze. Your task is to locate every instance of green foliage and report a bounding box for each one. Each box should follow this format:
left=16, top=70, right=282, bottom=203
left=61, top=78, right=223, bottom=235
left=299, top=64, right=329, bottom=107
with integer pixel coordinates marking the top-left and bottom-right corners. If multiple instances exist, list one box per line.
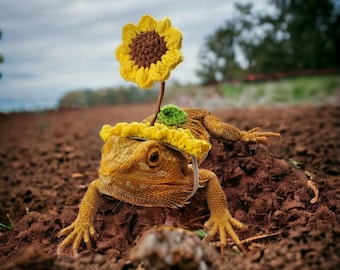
left=219, top=75, right=340, bottom=106
left=255, top=0, right=339, bottom=72
left=0, top=214, right=14, bottom=231
left=288, top=159, right=304, bottom=170
left=58, top=86, right=158, bottom=108
left=195, top=229, right=208, bottom=238
left=0, top=222, right=13, bottom=230
left=196, top=1, right=340, bottom=84
left=196, top=4, right=251, bottom=84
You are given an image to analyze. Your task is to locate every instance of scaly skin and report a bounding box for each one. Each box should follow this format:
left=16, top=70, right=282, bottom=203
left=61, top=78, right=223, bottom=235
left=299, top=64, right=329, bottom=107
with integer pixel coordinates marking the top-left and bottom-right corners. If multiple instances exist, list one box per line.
left=57, top=108, right=280, bottom=256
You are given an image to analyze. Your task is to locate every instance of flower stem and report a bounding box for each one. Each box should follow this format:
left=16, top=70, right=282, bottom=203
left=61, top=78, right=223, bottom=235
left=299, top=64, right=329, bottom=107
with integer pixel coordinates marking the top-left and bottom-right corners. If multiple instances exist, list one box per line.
left=150, top=81, right=165, bottom=126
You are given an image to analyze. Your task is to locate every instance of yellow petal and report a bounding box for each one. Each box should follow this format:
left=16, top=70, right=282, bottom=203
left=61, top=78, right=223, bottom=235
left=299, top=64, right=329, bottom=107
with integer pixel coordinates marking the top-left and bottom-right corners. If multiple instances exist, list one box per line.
left=155, top=17, right=171, bottom=34
left=163, top=27, right=182, bottom=49
left=122, top=23, right=139, bottom=43
left=135, top=67, right=153, bottom=89
left=162, top=50, right=183, bottom=69
left=150, top=61, right=171, bottom=82
left=120, top=61, right=138, bottom=81
left=115, top=44, right=131, bottom=63
left=99, top=124, right=112, bottom=141
left=138, top=14, right=157, bottom=32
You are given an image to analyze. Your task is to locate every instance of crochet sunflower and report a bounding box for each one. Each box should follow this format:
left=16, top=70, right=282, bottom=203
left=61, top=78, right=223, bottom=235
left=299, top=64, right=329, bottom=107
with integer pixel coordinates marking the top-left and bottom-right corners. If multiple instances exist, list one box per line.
left=116, top=14, right=183, bottom=89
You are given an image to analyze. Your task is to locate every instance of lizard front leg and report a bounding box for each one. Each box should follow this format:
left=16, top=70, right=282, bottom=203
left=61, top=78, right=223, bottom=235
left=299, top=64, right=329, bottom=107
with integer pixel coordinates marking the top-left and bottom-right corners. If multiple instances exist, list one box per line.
left=200, top=169, right=244, bottom=251
left=57, top=178, right=103, bottom=256
left=203, top=114, right=280, bottom=143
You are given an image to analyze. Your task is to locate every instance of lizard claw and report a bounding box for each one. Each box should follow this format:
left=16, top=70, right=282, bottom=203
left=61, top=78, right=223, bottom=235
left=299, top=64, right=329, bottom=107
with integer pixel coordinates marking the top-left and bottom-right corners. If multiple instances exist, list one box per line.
left=57, top=219, right=97, bottom=256
left=203, top=210, right=244, bottom=252
left=240, top=128, right=281, bottom=144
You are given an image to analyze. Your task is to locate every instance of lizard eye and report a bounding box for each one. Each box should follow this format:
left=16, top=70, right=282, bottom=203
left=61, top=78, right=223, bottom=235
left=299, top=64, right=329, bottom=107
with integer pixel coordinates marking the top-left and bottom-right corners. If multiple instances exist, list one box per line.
left=150, top=151, right=159, bottom=162
left=147, top=148, right=161, bottom=167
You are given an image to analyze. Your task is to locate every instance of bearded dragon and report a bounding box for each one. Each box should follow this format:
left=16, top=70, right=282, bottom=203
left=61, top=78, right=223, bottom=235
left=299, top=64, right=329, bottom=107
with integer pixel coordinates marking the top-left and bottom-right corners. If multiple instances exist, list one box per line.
left=57, top=108, right=280, bottom=256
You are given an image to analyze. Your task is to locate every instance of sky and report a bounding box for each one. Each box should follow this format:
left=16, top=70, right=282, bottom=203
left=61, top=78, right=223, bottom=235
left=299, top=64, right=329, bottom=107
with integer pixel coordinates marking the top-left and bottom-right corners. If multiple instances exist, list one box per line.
left=0, top=0, right=268, bottom=112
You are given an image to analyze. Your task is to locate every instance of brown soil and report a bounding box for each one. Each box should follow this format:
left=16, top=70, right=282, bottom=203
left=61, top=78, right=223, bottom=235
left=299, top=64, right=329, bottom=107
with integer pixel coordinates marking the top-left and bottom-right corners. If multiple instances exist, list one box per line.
left=0, top=103, right=339, bottom=269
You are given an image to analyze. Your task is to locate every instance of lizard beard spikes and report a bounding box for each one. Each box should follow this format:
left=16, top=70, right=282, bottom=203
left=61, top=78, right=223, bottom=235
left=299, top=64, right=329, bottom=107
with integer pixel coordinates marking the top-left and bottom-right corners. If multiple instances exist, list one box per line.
left=100, top=174, right=195, bottom=208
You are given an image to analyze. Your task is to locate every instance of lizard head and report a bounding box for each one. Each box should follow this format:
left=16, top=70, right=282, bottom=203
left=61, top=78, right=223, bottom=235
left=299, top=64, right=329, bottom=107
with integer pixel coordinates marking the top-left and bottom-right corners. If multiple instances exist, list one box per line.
left=98, top=136, right=195, bottom=208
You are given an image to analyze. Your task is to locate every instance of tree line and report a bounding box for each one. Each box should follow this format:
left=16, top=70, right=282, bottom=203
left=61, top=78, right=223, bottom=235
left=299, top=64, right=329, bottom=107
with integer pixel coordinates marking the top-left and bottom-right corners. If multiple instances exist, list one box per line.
left=196, top=0, right=340, bottom=84
left=58, top=86, right=157, bottom=108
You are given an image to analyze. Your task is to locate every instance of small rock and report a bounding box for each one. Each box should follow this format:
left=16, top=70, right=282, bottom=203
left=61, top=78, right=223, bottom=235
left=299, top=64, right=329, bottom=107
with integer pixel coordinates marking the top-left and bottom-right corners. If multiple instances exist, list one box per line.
left=294, top=145, right=307, bottom=154
left=71, top=173, right=84, bottom=178
left=128, top=226, right=217, bottom=270
left=62, top=146, right=75, bottom=153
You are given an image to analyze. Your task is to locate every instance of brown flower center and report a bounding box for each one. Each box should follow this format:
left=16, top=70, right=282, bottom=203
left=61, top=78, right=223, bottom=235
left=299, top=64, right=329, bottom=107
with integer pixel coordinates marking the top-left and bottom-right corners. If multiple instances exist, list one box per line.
left=130, top=31, right=168, bottom=68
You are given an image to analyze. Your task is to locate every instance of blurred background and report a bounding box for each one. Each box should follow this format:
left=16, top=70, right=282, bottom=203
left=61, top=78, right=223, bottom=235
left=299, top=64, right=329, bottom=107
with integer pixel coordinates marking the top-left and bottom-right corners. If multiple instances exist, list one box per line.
left=0, top=0, right=339, bottom=112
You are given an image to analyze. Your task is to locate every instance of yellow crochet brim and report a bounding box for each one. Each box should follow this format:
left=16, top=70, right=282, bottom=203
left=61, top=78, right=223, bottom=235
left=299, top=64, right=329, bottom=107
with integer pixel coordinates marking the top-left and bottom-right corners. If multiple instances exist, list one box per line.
left=99, top=122, right=211, bottom=157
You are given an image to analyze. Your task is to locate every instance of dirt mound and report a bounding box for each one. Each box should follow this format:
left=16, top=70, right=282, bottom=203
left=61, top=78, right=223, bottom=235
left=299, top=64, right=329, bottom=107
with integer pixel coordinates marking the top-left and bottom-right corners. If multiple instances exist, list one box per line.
left=0, top=104, right=339, bottom=269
